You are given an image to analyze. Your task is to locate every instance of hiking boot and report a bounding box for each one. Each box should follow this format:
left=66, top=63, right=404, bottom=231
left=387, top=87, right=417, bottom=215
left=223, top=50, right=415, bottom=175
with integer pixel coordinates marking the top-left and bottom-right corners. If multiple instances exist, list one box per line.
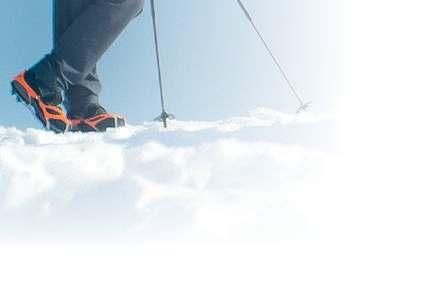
left=10, top=55, right=70, bottom=133
left=69, top=103, right=125, bottom=132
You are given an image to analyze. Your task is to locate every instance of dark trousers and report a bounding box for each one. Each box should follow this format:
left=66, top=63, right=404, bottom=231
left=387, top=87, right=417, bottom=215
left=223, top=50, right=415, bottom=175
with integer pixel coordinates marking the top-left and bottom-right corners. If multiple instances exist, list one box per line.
left=52, top=0, right=144, bottom=111
left=54, top=0, right=101, bottom=107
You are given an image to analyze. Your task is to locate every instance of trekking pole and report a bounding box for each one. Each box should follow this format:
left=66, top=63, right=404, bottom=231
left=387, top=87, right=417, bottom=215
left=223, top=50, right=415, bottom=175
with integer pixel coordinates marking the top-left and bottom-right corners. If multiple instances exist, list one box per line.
left=236, top=0, right=311, bottom=113
left=150, top=0, right=174, bottom=128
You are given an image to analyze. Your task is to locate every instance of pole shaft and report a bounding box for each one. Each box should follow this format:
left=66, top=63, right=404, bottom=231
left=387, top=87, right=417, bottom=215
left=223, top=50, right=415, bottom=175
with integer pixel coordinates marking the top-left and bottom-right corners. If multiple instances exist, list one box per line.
left=236, top=0, right=305, bottom=105
left=151, top=0, right=166, bottom=113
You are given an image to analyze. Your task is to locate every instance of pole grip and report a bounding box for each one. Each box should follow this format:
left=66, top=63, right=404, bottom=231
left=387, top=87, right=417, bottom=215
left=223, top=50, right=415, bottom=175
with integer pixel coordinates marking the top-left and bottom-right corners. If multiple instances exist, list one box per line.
left=237, top=0, right=253, bottom=22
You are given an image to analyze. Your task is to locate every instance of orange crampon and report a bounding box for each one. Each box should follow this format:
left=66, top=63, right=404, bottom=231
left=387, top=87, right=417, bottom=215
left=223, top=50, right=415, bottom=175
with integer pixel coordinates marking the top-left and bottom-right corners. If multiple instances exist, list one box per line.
left=11, top=72, right=70, bottom=133
left=69, top=113, right=126, bottom=132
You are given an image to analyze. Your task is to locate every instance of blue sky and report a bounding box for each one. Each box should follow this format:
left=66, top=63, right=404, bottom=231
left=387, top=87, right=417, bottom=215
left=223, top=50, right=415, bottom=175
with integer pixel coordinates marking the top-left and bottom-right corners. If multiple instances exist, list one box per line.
left=0, top=0, right=341, bottom=129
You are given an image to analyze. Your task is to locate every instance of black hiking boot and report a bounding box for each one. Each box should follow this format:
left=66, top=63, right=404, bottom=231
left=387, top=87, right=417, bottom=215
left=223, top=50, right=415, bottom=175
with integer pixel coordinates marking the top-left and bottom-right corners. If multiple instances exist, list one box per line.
left=10, top=55, right=70, bottom=133
left=65, top=86, right=125, bottom=132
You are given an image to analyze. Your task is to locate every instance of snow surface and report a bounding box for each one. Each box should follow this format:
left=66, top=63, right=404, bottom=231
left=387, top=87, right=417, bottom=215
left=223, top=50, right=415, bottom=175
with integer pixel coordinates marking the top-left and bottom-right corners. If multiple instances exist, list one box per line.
left=0, top=108, right=331, bottom=242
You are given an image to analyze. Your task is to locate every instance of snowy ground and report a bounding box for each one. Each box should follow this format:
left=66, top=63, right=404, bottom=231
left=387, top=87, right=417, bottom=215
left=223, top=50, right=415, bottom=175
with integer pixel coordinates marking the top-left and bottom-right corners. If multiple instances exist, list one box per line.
left=0, top=108, right=334, bottom=243
left=1, top=107, right=438, bottom=281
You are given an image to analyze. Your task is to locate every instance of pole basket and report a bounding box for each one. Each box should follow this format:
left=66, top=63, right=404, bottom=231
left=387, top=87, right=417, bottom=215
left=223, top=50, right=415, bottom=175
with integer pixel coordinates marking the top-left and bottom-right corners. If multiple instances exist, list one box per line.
left=296, top=101, right=312, bottom=114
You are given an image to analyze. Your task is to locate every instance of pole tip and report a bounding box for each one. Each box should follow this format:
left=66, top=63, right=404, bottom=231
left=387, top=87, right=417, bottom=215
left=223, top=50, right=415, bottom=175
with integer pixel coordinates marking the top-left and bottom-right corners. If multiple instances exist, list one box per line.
left=296, top=101, right=312, bottom=114
left=154, top=111, right=176, bottom=128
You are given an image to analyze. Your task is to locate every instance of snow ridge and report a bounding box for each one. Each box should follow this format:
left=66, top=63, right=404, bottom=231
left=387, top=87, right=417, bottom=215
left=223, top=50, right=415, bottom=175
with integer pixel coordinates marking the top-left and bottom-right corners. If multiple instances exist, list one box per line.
left=0, top=108, right=326, bottom=242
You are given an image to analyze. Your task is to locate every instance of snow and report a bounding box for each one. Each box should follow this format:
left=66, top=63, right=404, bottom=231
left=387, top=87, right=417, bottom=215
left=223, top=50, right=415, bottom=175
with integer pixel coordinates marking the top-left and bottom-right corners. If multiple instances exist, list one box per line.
left=0, top=108, right=330, bottom=242
left=2, top=107, right=438, bottom=281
